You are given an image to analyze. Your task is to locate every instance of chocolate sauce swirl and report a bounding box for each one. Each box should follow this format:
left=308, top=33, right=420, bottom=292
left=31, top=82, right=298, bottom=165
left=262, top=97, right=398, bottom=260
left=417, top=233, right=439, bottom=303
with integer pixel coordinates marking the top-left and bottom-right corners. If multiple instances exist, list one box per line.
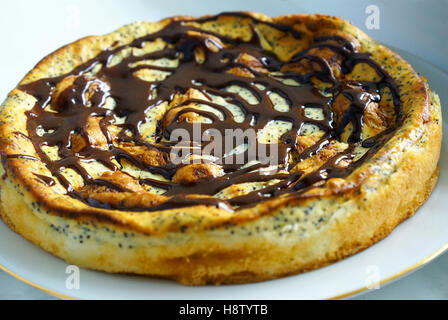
left=17, top=13, right=402, bottom=212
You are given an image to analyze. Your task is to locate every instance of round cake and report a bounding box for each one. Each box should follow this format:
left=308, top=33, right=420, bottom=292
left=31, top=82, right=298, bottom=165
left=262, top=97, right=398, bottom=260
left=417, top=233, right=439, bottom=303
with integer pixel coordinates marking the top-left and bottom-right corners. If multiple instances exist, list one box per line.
left=0, top=12, right=442, bottom=285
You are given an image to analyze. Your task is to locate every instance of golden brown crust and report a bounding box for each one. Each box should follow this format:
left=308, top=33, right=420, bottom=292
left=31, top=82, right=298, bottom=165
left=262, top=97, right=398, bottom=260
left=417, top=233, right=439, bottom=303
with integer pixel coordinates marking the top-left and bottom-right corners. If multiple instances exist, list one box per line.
left=0, top=12, right=442, bottom=285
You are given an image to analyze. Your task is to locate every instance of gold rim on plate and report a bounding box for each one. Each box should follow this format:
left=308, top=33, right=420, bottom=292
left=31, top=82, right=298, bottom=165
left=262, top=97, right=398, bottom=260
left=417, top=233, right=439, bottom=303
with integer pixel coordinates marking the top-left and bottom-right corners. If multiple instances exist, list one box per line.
left=329, top=242, right=448, bottom=299
left=0, top=263, right=78, bottom=300
left=1, top=240, right=447, bottom=300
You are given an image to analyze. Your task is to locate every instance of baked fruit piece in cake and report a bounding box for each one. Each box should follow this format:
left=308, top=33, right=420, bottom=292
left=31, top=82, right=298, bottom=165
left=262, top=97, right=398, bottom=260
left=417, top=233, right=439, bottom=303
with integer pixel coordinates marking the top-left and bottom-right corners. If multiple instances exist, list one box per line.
left=0, top=12, right=442, bottom=285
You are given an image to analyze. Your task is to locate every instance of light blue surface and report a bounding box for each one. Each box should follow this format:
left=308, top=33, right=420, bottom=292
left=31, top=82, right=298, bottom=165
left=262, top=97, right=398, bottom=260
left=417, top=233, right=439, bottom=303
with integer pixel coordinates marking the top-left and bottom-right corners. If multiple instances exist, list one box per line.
left=0, top=0, right=447, bottom=300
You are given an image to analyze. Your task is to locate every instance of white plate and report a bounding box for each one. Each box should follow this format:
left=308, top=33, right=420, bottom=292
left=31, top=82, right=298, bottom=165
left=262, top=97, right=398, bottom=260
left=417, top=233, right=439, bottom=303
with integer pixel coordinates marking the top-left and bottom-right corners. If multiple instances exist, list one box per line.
left=0, top=48, right=447, bottom=300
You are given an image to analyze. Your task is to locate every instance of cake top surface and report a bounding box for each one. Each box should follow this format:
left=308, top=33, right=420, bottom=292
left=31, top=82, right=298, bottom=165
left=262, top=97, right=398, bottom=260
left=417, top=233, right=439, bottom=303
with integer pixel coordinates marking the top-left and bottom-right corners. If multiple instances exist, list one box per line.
left=0, top=12, right=432, bottom=233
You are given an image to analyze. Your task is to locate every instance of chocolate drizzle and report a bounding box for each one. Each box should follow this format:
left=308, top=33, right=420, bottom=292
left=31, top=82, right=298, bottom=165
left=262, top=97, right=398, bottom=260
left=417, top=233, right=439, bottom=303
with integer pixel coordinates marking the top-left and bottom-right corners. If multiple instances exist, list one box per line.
left=16, top=13, right=402, bottom=212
